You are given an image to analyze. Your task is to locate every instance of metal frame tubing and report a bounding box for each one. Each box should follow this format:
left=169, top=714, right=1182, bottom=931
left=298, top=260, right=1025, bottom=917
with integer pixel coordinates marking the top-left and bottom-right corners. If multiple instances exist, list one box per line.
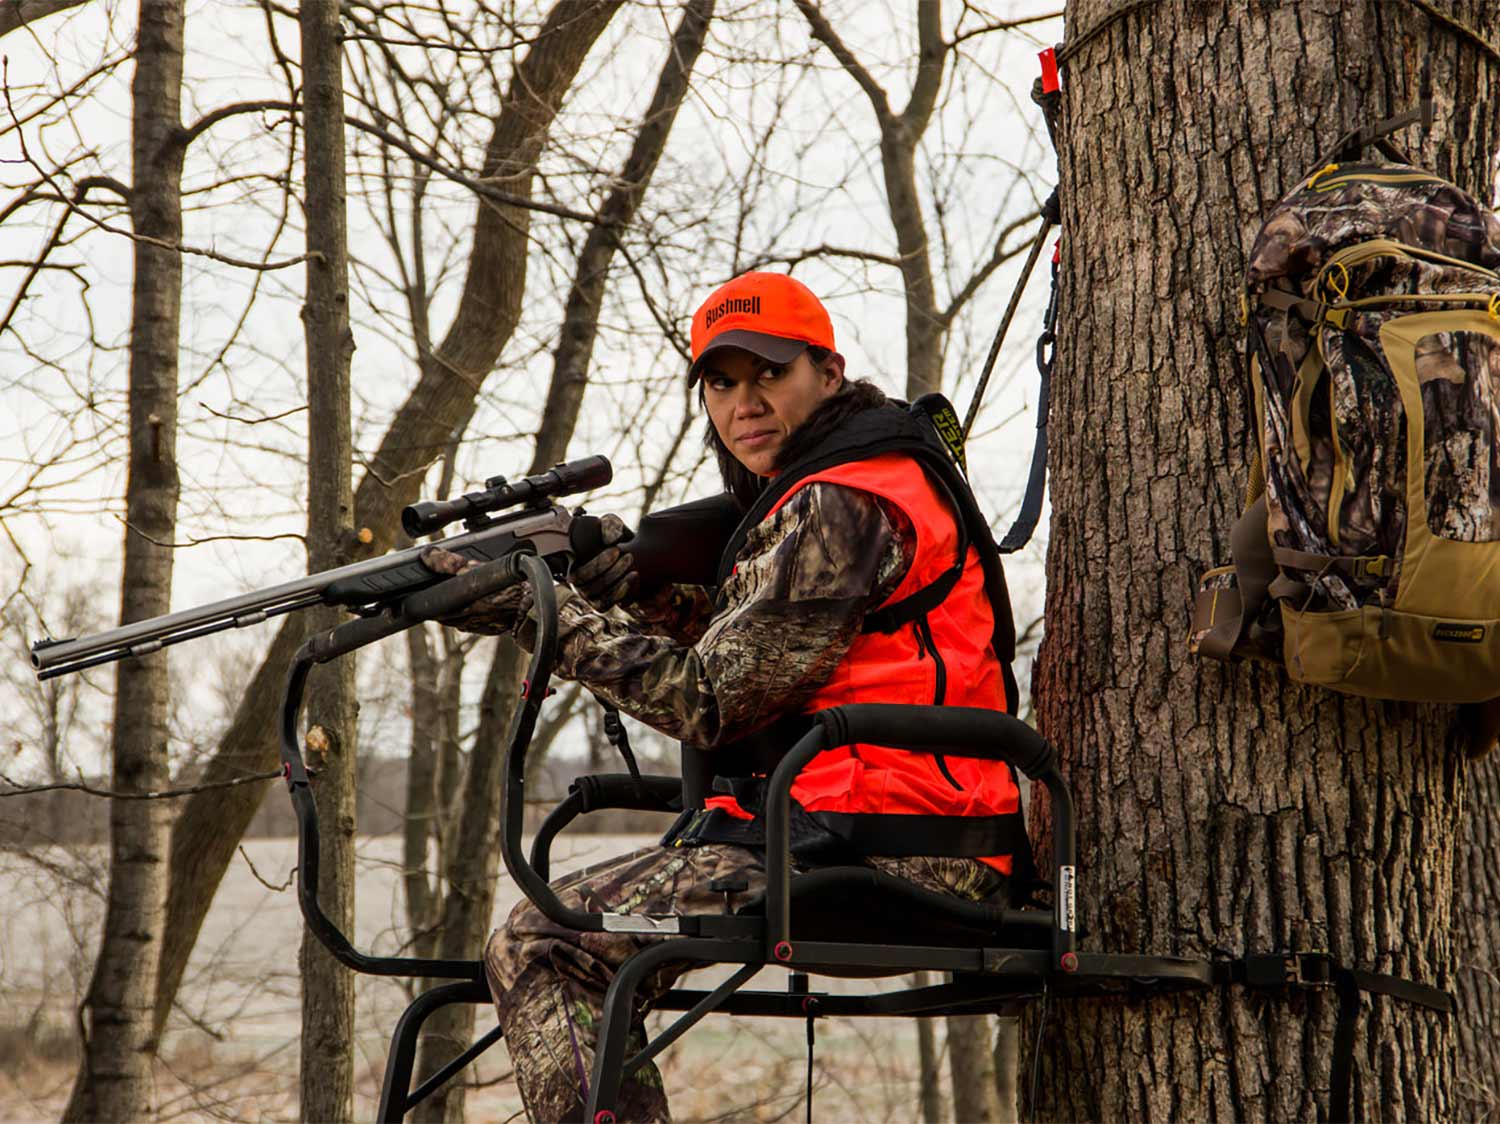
left=584, top=939, right=762, bottom=1121
left=281, top=647, right=486, bottom=979
left=762, top=704, right=1078, bottom=970
left=375, top=979, right=492, bottom=1123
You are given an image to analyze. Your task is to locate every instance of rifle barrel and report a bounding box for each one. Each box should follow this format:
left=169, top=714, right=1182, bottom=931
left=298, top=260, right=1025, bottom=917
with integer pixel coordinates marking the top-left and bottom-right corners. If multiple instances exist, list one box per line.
left=30, top=506, right=569, bottom=679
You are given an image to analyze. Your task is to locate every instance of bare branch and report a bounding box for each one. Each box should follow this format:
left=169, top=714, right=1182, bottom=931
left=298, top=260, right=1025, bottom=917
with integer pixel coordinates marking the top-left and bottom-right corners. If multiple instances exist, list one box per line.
left=198, top=400, right=308, bottom=425
left=176, top=98, right=293, bottom=150
left=904, top=0, right=946, bottom=132
left=113, top=515, right=308, bottom=549
left=745, top=242, right=903, bottom=271
left=0, top=0, right=89, bottom=40
left=345, top=110, right=600, bottom=225
left=940, top=205, right=1043, bottom=326
left=0, top=175, right=126, bottom=339
left=793, top=0, right=892, bottom=123
left=948, top=9, right=1064, bottom=49
left=237, top=844, right=293, bottom=892
left=0, top=768, right=284, bottom=800
left=3, top=61, right=315, bottom=272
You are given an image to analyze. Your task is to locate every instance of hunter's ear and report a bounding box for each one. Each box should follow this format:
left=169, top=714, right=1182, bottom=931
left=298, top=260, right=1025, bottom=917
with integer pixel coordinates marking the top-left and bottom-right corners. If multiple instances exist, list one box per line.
left=823, top=351, right=846, bottom=386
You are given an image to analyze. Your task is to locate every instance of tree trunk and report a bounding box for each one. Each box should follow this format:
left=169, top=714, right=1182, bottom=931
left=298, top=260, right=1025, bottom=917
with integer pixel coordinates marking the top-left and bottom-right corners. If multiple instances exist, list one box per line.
left=528, top=0, right=714, bottom=474
left=62, top=2, right=184, bottom=1119
left=992, top=1017, right=1018, bottom=1123
left=298, top=1, right=358, bottom=1119
left=1030, top=2, right=1499, bottom=1119
left=403, top=622, right=442, bottom=961
left=150, top=0, right=624, bottom=1040
left=407, top=9, right=711, bottom=1116
left=409, top=641, right=525, bottom=1124
left=947, top=1011, right=1001, bottom=1122
left=795, top=0, right=948, bottom=401
left=1455, top=752, right=1500, bottom=1118
left=914, top=972, right=944, bottom=1123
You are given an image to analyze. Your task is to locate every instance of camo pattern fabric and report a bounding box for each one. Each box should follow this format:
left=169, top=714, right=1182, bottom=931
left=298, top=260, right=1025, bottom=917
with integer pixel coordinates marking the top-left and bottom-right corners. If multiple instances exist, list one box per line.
left=614, top=582, right=717, bottom=646
left=1417, top=329, right=1500, bottom=541
left=1244, top=165, right=1500, bottom=611
left=485, top=842, right=1004, bottom=1123
left=507, top=482, right=916, bottom=746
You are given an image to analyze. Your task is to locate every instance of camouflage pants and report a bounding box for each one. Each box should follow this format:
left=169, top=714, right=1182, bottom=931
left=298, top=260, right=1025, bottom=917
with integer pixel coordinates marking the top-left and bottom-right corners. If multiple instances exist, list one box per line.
left=484, top=842, right=1003, bottom=1123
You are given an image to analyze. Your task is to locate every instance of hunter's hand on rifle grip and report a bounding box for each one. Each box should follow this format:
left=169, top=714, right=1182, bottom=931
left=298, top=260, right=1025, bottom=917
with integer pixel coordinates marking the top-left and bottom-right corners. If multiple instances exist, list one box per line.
left=571, top=513, right=639, bottom=608
left=417, top=547, right=533, bottom=634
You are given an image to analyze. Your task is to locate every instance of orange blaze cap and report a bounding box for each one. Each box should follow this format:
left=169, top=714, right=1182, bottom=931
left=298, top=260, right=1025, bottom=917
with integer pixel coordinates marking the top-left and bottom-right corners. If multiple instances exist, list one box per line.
left=688, top=272, right=835, bottom=382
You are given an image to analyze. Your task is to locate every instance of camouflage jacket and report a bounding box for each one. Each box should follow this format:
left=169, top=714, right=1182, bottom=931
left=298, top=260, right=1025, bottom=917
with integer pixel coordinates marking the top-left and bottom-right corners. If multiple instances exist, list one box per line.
left=520, top=483, right=916, bottom=746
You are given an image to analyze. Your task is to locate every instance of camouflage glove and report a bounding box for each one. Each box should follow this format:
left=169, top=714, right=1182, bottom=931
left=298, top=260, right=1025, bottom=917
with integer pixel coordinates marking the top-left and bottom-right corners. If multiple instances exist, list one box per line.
left=419, top=546, right=532, bottom=635
left=571, top=512, right=639, bottom=608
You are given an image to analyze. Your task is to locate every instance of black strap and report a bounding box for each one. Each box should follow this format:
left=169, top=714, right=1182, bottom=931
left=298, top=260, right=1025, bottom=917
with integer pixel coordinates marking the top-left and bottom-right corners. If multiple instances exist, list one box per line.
left=999, top=250, right=1058, bottom=555
left=598, top=699, right=642, bottom=784
left=1215, top=953, right=1452, bottom=1123
left=861, top=472, right=970, bottom=635
left=1329, top=967, right=1454, bottom=1123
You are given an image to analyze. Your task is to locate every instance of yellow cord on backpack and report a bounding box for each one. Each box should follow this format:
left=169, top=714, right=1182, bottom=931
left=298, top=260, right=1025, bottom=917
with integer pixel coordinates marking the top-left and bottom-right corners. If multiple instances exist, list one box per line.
left=1307, top=163, right=1340, bottom=192
left=1488, top=292, right=1500, bottom=321
left=1325, top=261, right=1351, bottom=303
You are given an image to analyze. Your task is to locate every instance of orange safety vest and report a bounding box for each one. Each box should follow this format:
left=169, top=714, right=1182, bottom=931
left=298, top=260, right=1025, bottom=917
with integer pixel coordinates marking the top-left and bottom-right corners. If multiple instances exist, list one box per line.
left=705, top=452, right=1023, bottom=873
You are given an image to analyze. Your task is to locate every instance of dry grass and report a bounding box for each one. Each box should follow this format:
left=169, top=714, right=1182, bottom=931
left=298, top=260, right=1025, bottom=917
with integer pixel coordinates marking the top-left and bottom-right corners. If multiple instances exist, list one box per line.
left=0, top=836, right=936, bottom=1122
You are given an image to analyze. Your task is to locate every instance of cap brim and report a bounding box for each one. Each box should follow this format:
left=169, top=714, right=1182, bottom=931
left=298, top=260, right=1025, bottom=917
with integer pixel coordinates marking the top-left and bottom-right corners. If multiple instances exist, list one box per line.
left=688, top=330, right=809, bottom=383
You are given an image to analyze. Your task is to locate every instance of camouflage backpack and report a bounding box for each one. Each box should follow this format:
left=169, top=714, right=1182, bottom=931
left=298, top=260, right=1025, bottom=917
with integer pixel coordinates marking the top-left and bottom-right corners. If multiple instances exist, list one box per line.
left=1191, top=160, right=1500, bottom=718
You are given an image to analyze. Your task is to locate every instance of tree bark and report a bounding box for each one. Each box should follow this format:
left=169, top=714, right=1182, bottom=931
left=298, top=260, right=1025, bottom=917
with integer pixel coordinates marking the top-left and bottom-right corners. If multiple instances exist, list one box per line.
left=1455, top=752, right=1500, bottom=1118
left=914, top=975, right=944, bottom=1123
left=297, top=1, right=358, bottom=1119
left=402, top=622, right=442, bottom=961
left=1030, top=2, right=1500, bottom=1119
left=150, top=0, right=624, bottom=1041
left=62, top=1, right=184, bottom=1119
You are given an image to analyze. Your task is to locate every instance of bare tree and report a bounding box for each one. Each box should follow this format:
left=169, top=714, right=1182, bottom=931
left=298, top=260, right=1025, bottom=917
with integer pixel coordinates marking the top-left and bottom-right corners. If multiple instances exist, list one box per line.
left=298, top=0, right=359, bottom=1118
left=61, top=1, right=185, bottom=1118
left=794, top=0, right=1038, bottom=404
left=149, top=0, right=627, bottom=1044
left=403, top=5, right=715, bottom=1117
left=1031, top=1, right=1500, bottom=1118
left=791, top=4, right=1043, bottom=1115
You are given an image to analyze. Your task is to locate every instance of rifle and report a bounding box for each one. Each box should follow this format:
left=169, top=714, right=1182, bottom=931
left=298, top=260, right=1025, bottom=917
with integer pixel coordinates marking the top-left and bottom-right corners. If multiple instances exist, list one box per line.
left=31, top=455, right=748, bottom=681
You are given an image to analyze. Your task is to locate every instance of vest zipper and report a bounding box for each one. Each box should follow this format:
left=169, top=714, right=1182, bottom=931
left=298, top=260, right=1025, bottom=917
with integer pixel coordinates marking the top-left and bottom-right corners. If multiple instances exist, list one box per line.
left=914, top=616, right=962, bottom=790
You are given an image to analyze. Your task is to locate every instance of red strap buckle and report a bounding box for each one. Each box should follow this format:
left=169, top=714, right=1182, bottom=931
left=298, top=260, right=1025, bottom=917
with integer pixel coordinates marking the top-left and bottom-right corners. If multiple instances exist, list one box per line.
left=1039, top=47, right=1059, bottom=94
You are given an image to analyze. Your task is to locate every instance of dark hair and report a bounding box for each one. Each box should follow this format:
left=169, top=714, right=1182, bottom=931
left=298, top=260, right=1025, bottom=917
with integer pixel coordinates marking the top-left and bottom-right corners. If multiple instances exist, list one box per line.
left=701, top=348, right=888, bottom=507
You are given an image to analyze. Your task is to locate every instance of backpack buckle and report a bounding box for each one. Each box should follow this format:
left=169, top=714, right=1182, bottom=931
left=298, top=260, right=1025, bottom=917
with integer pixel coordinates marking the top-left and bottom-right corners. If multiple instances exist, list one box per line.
left=1323, top=307, right=1350, bottom=330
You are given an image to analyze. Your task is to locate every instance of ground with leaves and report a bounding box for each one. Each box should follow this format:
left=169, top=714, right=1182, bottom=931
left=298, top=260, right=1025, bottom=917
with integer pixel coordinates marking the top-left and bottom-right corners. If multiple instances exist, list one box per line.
left=0, top=833, right=941, bottom=1122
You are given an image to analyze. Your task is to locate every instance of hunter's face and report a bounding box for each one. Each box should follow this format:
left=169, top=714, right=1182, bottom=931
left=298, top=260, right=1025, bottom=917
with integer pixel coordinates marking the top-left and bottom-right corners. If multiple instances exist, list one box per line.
left=701, top=347, right=844, bottom=476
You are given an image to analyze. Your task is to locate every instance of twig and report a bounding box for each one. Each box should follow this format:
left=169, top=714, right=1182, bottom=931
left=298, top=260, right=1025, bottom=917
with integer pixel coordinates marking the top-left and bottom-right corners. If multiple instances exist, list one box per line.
left=0, top=767, right=283, bottom=799
left=2, top=60, right=317, bottom=273
left=198, top=400, right=308, bottom=425
left=237, top=843, right=294, bottom=892
left=948, top=10, right=1064, bottom=49
left=113, top=513, right=307, bottom=548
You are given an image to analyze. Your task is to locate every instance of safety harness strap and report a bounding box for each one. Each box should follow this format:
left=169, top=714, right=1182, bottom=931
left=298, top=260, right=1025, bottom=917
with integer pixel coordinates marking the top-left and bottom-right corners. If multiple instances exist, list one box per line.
left=1330, top=968, right=1453, bottom=1123
left=1212, top=953, right=1452, bottom=1122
